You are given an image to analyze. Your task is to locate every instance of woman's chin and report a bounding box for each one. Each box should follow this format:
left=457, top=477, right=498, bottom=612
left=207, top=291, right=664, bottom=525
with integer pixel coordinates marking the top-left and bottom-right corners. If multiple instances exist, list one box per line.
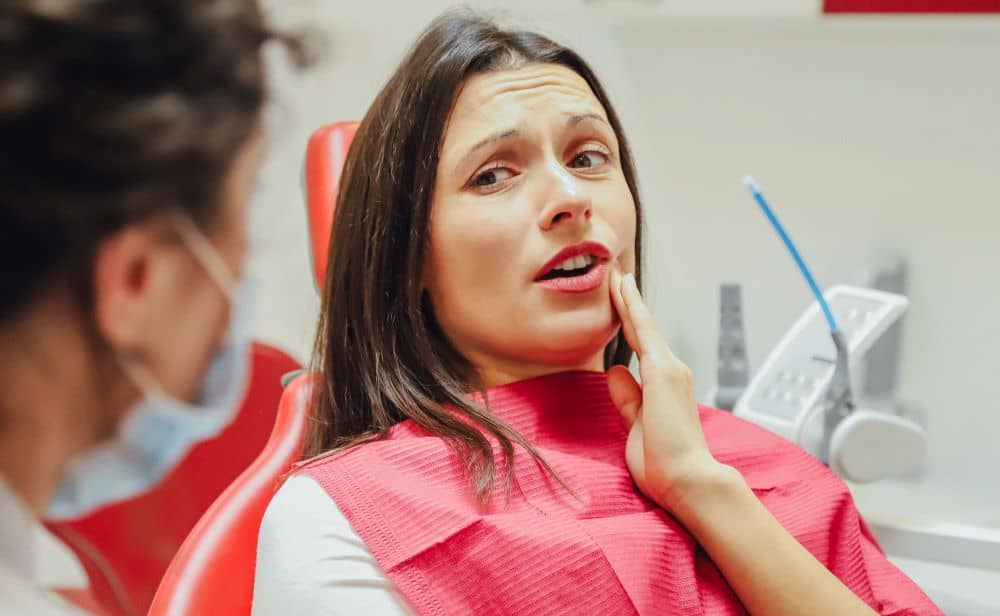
left=528, top=315, right=619, bottom=367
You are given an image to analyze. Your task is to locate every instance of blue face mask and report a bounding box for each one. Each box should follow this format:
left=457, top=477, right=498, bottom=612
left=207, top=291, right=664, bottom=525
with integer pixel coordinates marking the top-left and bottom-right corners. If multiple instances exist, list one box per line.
left=46, top=214, right=254, bottom=520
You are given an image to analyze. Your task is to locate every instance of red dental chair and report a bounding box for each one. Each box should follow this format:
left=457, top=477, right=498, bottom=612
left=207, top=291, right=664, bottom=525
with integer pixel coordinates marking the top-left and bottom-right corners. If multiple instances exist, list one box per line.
left=305, top=121, right=359, bottom=293
left=147, top=121, right=359, bottom=616
left=45, top=342, right=301, bottom=616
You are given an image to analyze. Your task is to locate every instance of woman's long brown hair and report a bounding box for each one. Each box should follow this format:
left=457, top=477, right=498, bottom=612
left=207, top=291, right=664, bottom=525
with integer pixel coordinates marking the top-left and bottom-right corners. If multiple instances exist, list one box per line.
left=305, top=10, right=644, bottom=501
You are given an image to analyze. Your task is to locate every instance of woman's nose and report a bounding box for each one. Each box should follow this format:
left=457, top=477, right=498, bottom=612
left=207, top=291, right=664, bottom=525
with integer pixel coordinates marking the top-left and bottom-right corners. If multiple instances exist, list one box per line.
left=537, top=163, right=592, bottom=231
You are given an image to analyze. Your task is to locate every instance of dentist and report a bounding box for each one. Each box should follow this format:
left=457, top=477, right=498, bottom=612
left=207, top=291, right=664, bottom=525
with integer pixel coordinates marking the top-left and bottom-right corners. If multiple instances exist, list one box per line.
left=0, top=1, right=299, bottom=611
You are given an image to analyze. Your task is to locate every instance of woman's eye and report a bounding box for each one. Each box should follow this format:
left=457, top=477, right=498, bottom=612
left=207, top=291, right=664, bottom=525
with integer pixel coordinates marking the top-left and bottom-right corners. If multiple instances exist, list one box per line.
left=471, top=166, right=514, bottom=188
left=569, top=149, right=610, bottom=170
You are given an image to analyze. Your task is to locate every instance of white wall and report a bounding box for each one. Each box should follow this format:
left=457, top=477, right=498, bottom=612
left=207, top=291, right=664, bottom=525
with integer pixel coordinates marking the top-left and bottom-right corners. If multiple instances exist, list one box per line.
left=251, top=2, right=1000, bottom=526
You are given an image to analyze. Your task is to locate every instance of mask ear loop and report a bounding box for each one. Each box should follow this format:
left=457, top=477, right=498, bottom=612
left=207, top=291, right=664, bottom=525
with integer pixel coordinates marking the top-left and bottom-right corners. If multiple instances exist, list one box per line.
left=117, top=352, right=168, bottom=400
left=117, top=212, right=241, bottom=401
left=168, top=211, right=239, bottom=301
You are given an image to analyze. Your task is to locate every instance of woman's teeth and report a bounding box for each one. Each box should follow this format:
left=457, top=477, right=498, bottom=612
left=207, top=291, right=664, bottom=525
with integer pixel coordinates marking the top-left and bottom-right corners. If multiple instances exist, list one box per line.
left=553, top=254, right=595, bottom=272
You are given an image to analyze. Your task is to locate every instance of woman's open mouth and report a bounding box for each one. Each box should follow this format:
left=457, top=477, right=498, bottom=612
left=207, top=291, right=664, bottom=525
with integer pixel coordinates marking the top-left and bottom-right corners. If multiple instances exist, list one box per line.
left=534, top=241, right=610, bottom=294
left=538, top=254, right=598, bottom=281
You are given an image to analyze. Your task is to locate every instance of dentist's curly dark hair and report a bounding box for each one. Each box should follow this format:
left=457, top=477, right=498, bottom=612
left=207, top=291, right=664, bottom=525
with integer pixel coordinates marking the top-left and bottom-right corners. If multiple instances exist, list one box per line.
left=0, top=0, right=308, bottom=323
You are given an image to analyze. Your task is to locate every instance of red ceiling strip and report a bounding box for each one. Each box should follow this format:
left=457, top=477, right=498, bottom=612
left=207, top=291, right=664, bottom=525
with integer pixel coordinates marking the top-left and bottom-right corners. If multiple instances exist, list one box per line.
left=825, top=0, right=1000, bottom=11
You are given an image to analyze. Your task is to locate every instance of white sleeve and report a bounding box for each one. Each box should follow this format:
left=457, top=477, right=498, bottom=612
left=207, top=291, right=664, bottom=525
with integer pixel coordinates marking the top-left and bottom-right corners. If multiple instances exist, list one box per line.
left=251, top=475, right=414, bottom=616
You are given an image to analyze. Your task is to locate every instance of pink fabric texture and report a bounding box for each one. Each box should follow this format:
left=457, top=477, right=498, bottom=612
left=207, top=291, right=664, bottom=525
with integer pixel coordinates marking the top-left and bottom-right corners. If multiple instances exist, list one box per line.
left=302, top=370, right=940, bottom=615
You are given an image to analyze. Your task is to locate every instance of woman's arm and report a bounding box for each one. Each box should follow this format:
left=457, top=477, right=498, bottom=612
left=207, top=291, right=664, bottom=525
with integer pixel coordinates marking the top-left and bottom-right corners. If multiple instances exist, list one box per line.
left=252, top=475, right=414, bottom=615
left=607, top=268, right=877, bottom=616
left=671, top=459, right=877, bottom=615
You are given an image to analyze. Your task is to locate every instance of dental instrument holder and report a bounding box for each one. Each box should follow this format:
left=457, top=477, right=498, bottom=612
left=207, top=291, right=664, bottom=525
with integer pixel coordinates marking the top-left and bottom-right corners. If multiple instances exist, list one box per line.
left=820, top=329, right=854, bottom=464
left=733, top=285, right=925, bottom=482
left=737, top=177, right=924, bottom=482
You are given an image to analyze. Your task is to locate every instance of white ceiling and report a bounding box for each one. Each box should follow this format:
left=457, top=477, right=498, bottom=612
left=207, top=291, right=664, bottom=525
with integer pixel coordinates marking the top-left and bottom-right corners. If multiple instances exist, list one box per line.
left=264, top=0, right=825, bottom=31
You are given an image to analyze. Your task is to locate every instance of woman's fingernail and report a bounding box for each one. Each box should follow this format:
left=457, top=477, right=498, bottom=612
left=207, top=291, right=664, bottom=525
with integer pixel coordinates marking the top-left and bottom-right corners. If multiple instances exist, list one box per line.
left=624, top=273, right=638, bottom=295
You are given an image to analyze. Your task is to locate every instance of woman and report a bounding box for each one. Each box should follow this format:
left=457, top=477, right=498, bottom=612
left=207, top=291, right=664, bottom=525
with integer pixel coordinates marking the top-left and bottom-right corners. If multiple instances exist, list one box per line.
left=0, top=1, right=300, bottom=612
left=253, top=11, right=939, bottom=616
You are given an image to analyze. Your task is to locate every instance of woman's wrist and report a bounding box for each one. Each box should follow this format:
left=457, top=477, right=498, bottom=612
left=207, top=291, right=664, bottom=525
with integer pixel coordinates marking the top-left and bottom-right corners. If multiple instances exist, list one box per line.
left=656, top=455, right=751, bottom=528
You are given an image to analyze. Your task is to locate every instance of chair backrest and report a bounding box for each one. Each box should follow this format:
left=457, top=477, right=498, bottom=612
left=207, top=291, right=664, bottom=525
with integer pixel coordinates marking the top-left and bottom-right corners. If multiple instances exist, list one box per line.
left=45, top=342, right=301, bottom=616
left=148, top=121, right=358, bottom=615
left=148, top=373, right=313, bottom=616
left=305, top=121, right=360, bottom=291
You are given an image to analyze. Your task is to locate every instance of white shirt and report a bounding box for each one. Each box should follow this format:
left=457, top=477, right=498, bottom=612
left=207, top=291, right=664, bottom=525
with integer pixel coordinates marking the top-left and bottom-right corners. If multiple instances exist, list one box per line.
left=251, top=475, right=414, bottom=615
left=0, top=478, right=83, bottom=615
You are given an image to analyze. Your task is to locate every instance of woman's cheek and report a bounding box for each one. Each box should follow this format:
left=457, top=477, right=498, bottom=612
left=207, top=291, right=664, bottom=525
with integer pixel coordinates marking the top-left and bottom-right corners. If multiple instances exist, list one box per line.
left=434, top=214, right=521, bottom=315
left=596, top=191, right=637, bottom=266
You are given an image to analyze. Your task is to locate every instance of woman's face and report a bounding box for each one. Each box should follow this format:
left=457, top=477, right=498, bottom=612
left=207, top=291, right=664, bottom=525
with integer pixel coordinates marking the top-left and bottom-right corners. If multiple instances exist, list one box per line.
left=425, top=63, right=637, bottom=386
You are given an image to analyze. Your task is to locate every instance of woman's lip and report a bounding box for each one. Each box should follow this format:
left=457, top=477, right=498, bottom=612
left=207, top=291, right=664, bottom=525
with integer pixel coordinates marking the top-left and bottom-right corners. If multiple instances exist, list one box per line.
left=534, top=241, right=612, bottom=281
left=535, top=262, right=607, bottom=294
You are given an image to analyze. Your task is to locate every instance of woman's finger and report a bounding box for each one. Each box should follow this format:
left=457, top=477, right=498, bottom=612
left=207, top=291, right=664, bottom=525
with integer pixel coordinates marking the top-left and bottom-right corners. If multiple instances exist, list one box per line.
left=610, top=262, right=639, bottom=354
left=620, top=273, right=675, bottom=363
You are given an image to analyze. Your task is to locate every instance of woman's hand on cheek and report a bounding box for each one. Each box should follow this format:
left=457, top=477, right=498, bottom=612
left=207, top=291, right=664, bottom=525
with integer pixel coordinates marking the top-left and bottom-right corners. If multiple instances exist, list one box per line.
left=606, top=265, right=737, bottom=516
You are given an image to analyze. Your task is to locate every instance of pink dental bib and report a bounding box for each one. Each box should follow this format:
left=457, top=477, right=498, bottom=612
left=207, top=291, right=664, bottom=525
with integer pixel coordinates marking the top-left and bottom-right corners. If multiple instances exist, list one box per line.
left=302, top=371, right=938, bottom=615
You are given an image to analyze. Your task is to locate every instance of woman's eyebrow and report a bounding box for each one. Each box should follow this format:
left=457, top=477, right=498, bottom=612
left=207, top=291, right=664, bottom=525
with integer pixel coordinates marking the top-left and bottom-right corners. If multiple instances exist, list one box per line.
left=565, top=112, right=610, bottom=128
left=458, top=113, right=611, bottom=168
left=464, top=129, right=519, bottom=163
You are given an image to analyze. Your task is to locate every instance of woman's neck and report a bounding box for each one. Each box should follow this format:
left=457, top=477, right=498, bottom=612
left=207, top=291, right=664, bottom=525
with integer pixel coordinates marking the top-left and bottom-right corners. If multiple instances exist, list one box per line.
left=473, top=351, right=606, bottom=390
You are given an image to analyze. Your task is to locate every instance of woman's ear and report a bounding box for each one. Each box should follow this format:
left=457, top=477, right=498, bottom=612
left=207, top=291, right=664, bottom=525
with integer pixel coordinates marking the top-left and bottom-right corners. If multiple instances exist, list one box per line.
left=421, top=244, right=436, bottom=296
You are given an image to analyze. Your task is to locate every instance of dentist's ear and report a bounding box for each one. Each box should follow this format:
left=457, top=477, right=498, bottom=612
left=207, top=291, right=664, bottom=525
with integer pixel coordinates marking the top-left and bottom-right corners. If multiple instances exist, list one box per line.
left=92, top=219, right=188, bottom=351
left=92, top=225, right=159, bottom=349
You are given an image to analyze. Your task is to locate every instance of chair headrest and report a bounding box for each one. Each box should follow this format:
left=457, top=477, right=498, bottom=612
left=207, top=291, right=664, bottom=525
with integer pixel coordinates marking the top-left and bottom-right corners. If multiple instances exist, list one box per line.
left=304, top=121, right=359, bottom=292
